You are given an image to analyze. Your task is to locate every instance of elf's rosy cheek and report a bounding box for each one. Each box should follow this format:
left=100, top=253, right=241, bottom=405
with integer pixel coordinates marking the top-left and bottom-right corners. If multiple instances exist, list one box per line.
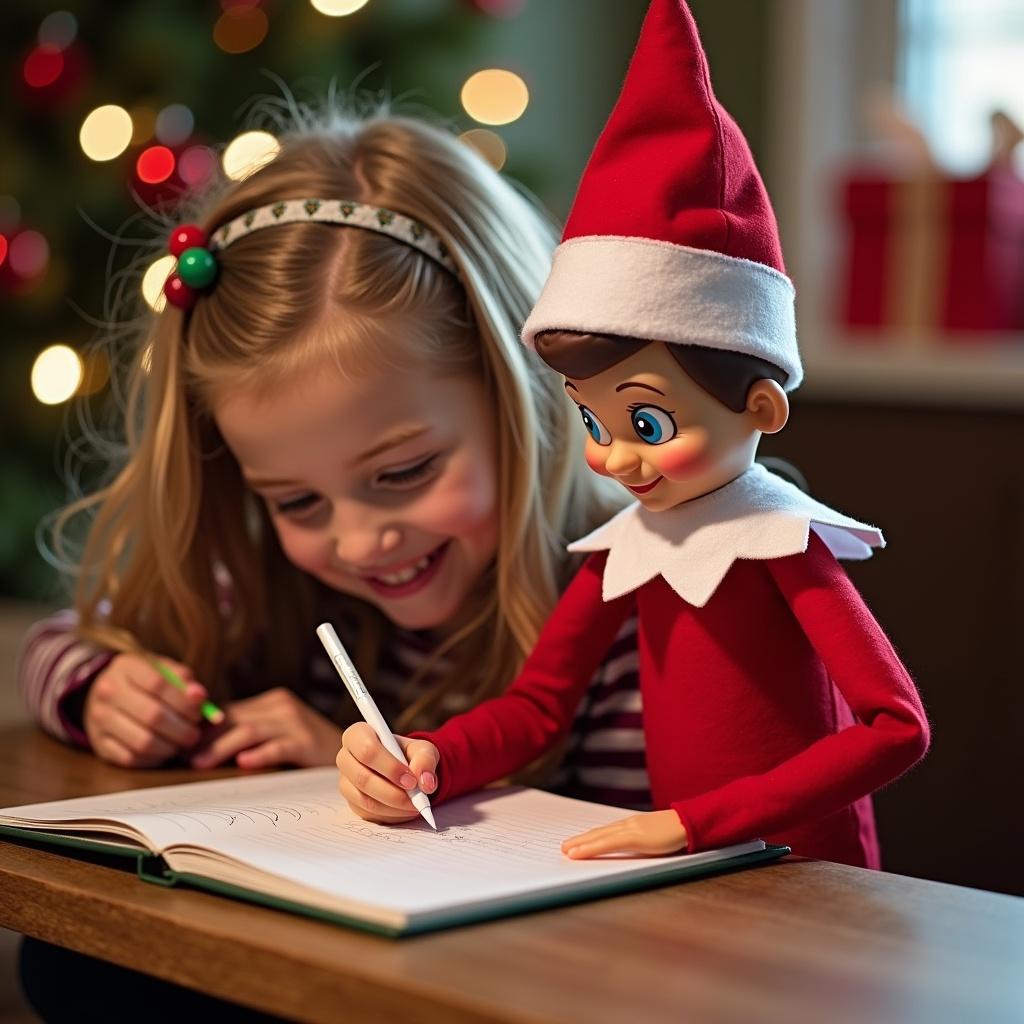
left=584, top=444, right=612, bottom=476
left=651, top=431, right=709, bottom=478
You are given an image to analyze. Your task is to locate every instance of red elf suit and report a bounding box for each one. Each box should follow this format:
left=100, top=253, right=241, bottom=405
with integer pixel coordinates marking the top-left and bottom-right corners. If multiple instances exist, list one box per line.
left=418, top=0, right=929, bottom=868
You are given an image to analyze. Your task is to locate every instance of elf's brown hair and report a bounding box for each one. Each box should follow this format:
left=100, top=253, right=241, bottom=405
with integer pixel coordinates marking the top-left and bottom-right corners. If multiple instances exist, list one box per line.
left=535, top=330, right=788, bottom=413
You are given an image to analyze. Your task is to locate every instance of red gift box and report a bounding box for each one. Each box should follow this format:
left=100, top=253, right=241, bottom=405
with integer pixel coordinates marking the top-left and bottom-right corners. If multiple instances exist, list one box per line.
left=836, top=166, right=1024, bottom=336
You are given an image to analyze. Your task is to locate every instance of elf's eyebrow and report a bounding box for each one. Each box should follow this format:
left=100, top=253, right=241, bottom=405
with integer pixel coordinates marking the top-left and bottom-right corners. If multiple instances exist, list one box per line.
left=615, top=381, right=665, bottom=395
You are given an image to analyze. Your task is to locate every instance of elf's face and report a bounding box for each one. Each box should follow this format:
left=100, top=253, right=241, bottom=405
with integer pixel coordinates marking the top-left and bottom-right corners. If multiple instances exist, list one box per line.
left=564, top=342, right=785, bottom=512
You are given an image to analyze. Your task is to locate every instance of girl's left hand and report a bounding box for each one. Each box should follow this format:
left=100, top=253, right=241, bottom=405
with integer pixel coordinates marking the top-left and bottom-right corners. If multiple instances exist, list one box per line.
left=561, top=810, right=688, bottom=859
left=190, top=688, right=340, bottom=770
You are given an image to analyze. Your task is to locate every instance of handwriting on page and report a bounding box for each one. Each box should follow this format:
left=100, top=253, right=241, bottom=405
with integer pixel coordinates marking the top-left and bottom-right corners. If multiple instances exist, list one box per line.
left=6, top=768, right=663, bottom=914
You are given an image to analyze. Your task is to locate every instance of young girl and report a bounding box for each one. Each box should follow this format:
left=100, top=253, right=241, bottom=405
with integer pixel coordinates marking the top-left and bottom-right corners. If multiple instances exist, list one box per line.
left=335, top=0, right=930, bottom=869
left=18, top=101, right=647, bottom=812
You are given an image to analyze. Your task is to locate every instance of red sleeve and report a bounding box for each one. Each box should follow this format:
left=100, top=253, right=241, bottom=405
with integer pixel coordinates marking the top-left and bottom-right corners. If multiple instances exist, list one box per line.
left=672, top=532, right=930, bottom=851
left=417, top=551, right=635, bottom=802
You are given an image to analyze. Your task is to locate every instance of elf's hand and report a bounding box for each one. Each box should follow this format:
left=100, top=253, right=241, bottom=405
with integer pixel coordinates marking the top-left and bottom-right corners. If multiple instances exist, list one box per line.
left=337, top=721, right=439, bottom=823
left=561, top=809, right=688, bottom=859
left=189, top=688, right=340, bottom=769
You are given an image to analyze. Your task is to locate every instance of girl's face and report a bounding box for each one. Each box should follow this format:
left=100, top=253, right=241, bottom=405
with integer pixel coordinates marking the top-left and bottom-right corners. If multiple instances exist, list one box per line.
left=213, top=357, right=499, bottom=632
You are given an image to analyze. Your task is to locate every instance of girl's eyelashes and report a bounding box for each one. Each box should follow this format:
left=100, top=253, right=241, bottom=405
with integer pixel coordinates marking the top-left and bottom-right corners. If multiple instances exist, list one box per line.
left=273, top=493, right=322, bottom=517
left=375, top=454, right=439, bottom=488
left=264, top=454, right=440, bottom=516
left=628, top=404, right=677, bottom=445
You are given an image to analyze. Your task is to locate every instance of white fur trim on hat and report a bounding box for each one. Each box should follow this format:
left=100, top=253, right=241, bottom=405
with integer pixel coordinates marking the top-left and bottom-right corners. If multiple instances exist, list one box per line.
left=521, top=235, right=802, bottom=390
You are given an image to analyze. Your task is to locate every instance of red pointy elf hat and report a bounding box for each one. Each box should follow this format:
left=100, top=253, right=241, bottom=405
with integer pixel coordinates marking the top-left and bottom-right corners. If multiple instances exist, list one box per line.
left=522, top=0, right=802, bottom=389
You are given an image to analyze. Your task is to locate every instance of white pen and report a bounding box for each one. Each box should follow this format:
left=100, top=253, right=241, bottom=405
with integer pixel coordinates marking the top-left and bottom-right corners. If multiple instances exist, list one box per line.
left=317, top=622, right=437, bottom=830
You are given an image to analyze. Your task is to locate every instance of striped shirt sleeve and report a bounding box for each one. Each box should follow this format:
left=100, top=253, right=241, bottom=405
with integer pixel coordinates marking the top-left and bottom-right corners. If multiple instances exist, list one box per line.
left=548, top=613, right=652, bottom=810
left=16, top=609, right=114, bottom=748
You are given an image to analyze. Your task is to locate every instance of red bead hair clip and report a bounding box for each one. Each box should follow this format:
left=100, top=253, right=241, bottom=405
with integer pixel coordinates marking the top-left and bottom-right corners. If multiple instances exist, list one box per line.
left=162, top=223, right=218, bottom=311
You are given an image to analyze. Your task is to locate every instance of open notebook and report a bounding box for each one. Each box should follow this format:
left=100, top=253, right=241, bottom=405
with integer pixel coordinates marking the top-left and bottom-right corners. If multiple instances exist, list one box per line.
left=0, top=767, right=787, bottom=936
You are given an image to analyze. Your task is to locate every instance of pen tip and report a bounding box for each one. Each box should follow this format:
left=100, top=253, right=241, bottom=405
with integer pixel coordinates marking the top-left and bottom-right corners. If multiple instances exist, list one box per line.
left=422, top=807, right=437, bottom=830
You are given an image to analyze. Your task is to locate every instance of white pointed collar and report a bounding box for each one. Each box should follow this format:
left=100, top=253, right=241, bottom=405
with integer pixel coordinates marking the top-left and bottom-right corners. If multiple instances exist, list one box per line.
left=567, top=463, right=884, bottom=607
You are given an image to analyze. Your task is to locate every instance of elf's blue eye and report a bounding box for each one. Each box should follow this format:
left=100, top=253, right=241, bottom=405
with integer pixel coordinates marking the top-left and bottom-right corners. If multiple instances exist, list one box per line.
left=631, top=405, right=676, bottom=445
left=578, top=405, right=611, bottom=446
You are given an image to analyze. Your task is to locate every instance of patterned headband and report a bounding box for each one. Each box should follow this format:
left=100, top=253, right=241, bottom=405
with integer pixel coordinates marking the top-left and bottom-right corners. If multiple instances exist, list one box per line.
left=162, top=198, right=457, bottom=311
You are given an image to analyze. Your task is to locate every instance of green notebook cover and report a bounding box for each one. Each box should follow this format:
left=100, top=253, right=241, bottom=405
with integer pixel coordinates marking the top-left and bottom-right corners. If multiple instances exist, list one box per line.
left=0, top=823, right=788, bottom=937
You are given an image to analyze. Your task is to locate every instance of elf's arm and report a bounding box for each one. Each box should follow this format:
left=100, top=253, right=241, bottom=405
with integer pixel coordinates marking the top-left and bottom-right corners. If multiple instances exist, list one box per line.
left=674, top=531, right=929, bottom=851
left=419, top=550, right=635, bottom=802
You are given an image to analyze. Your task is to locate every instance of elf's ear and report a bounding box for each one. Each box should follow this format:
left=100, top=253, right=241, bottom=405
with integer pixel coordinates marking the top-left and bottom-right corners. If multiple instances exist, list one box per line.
left=746, top=379, right=789, bottom=434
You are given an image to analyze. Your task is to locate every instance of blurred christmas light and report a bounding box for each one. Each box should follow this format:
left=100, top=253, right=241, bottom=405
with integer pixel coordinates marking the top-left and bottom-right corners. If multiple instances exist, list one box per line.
left=222, top=130, right=280, bottom=181
left=23, top=45, right=64, bottom=88
left=136, top=145, right=176, bottom=184
left=310, top=0, right=370, bottom=15
left=0, top=235, right=7, bottom=268
left=31, top=344, right=82, bottom=405
left=142, top=254, right=176, bottom=312
left=38, top=11, right=78, bottom=48
left=9, top=231, right=49, bottom=280
left=129, top=104, right=158, bottom=145
left=213, top=6, right=269, bottom=53
left=80, top=105, right=133, bottom=161
left=77, top=350, right=111, bottom=397
left=179, top=145, right=217, bottom=188
left=0, top=196, right=20, bottom=233
left=155, top=104, right=194, bottom=146
left=459, top=128, right=507, bottom=170
left=460, top=69, right=529, bottom=126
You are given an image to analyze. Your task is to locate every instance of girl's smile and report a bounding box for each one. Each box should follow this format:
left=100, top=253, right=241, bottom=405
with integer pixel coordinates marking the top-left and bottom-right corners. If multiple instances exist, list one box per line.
left=360, top=540, right=450, bottom=597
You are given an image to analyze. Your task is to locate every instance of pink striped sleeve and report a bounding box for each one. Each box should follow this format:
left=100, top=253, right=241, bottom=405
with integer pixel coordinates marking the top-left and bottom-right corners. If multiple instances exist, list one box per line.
left=15, top=609, right=114, bottom=748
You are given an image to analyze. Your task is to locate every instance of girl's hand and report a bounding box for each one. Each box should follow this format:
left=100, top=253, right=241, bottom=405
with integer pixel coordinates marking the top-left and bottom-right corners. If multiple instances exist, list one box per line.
left=336, top=722, right=439, bottom=823
left=189, top=688, right=340, bottom=770
left=561, top=810, right=688, bottom=860
left=83, top=653, right=208, bottom=768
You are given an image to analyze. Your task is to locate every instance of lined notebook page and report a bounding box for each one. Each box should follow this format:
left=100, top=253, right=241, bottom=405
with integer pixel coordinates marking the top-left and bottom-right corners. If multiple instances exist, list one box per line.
left=1, top=767, right=763, bottom=916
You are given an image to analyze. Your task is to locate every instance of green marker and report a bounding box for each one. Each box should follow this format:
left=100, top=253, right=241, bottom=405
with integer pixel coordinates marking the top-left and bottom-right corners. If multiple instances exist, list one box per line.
left=152, top=660, right=225, bottom=725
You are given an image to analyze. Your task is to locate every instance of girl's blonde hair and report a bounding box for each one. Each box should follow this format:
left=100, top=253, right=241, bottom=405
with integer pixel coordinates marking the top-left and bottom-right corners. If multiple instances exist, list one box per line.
left=54, top=102, right=624, bottom=736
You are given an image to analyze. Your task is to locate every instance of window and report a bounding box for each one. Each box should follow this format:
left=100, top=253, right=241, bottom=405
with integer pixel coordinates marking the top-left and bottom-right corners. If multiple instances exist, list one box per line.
left=899, top=0, right=1024, bottom=173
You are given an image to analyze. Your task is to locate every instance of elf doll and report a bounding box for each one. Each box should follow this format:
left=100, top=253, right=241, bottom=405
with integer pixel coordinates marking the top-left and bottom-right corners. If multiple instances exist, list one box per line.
left=337, top=0, right=929, bottom=868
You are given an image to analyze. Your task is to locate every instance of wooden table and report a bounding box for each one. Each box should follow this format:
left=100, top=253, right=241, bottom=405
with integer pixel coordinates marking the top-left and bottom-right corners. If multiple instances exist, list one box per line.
left=1, top=726, right=1021, bottom=1024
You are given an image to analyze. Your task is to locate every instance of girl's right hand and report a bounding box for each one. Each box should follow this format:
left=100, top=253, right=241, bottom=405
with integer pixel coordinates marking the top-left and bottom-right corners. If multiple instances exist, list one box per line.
left=83, top=653, right=210, bottom=768
left=336, top=722, right=439, bottom=823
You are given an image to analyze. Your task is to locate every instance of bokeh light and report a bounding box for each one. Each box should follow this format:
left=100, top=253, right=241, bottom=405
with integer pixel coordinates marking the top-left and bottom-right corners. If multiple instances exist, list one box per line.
left=38, top=11, right=78, bottom=49
left=460, top=69, right=529, bottom=125
left=80, top=104, right=133, bottom=161
left=23, top=45, right=64, bottom=88
left=129, top=104, right=157, bottom=145
left=0, top=235, right=7, bottom=268
left=136, top=145, right=176, bottom=184
left=31, top=345, right=82, bottom=405
left=8, top=231, right=49, bottom=279
left=459, top=128, right=508, bottom=170
left=213, top=6, right=269, bottom=53
left=142, top=254, right=176, bottom=313
left=77, top=350, right=111, bottom=397
left=222, top=130, right=280, bottom=181
left=155, top=104, right=194, bottom=146
left=310, top=0, right=370, bottom=15
left=179, top=145, right=217, bottom=188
